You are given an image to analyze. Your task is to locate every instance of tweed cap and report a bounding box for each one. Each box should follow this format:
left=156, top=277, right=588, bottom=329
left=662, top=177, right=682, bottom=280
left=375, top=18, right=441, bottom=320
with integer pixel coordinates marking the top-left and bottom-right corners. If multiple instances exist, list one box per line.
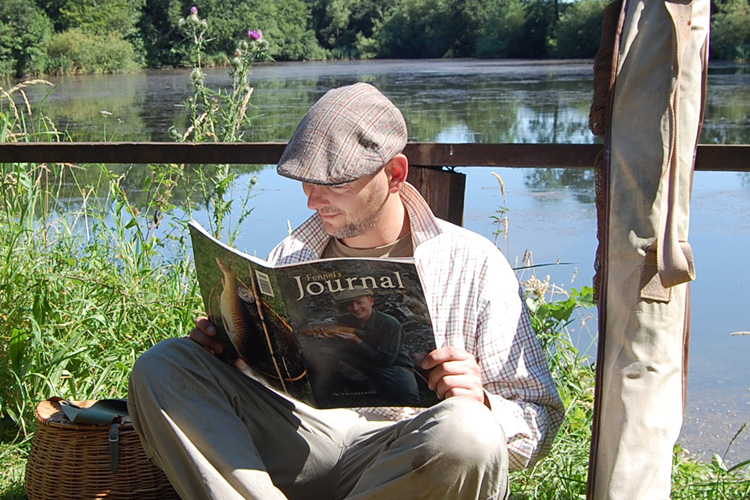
left=334, top=286, right=374, bottom=304
left=277, top=83, right=407, bottom=185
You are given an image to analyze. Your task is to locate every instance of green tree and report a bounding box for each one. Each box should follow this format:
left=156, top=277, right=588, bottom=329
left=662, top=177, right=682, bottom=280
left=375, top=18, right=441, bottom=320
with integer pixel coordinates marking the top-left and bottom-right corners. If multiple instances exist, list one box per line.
left=162, top=0, right=323, bottom=62
left=551, top=0, right=607, bottom=58
left=137, top=0, right=187, bottom=67
left=522, top=0, right=555, bottom=57
left=0, top=0, right=52, bottom=77
left=60, top=0, right=145, bottom=37
left=34, top=0, right=145, bottom=75
left=377, top=0, right=488, bottom=58
left=45, top=29, right=141, bottom=74
left=36, top=0, right=73, bottom=32
left=475, top=0, right=529, bottom=58
left=475, top=0, right=559, bottom=58
left=309, top=0, right=397, bottom=57
left=711, top=0, right=750, bottom=61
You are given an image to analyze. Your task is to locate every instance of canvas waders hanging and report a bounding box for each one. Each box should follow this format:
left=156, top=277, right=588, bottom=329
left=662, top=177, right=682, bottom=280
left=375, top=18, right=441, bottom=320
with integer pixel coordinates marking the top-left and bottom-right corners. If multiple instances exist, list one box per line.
left=587, top=0, right=709, bottom=498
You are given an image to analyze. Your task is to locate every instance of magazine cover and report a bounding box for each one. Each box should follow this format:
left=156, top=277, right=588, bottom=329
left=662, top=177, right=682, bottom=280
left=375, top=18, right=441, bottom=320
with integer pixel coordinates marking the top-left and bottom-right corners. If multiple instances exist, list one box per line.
left=189, top=221, right=439, bottom=408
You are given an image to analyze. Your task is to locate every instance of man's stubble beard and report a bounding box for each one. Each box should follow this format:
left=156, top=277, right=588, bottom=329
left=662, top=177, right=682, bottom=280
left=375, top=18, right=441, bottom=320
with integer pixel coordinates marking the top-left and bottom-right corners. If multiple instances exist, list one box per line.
left=326, top=181, right=388, bottom=240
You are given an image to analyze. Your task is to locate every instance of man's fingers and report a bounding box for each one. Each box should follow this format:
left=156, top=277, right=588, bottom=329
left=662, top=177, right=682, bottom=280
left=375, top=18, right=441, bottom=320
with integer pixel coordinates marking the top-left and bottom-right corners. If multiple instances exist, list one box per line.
left=432, top=374, right=484, bottom=401
left=189, top=316, right=223, bottom=353
left=420, top=346, right=471, bottom=369
left=195, top=316, right=217, bottom=336
left=422, top=346, right=484, bottom=404
left=427, top=361, right=479, bottom=389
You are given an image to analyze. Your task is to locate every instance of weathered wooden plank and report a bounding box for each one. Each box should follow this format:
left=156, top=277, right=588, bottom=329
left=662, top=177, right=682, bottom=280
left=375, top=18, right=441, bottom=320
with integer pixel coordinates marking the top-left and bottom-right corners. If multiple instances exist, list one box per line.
left=694, top=144, right=750, bottom=172
left=407, top=166, right=466, bottom=226
left=0, top=142, right=288, bottom=165
left=0, top=142, right=747, bottom=172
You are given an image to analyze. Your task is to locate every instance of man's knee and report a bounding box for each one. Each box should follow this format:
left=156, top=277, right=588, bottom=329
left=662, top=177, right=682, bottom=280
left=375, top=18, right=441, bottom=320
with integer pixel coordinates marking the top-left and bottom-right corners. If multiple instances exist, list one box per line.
left=130, top=337, right=203, bottom=388
left=423, top=397, right=508, bottom=468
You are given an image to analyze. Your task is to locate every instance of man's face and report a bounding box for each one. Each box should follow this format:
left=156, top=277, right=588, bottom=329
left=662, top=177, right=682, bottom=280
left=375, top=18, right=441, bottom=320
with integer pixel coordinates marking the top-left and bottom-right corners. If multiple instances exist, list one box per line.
left=344, top=297, right=374, bottom=322
left=302, top=169, right=387, bottom=240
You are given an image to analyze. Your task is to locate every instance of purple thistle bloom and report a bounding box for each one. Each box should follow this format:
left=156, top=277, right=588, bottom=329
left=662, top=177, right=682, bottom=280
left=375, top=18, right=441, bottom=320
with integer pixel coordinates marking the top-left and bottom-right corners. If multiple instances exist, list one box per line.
left=190, top=6, right=198, bottom=15
left=248, top=29, right=263, bottom=40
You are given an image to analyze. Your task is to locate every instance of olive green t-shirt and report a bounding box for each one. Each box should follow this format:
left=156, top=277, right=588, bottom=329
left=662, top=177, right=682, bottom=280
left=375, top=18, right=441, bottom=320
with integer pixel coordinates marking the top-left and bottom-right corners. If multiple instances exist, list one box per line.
left=321, top=233, right=413, bottom=259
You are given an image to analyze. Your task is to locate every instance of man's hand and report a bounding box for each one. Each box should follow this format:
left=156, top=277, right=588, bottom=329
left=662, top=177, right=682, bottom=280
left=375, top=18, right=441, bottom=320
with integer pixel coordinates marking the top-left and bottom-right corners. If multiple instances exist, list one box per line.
left=189, top=316, right=224, bottom=354
left=421, top=346, right=485, bottom=405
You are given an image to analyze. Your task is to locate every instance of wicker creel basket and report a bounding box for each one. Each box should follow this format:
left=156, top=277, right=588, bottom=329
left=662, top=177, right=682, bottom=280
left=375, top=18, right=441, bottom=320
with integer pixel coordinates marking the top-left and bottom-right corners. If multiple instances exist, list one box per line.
left=25, top=398, right=180, bottom=500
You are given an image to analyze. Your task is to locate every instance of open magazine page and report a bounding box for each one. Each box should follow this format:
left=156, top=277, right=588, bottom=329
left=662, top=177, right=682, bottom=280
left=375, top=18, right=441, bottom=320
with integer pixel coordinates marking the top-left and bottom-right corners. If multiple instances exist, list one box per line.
left=271, top=259, right=439, bottom=408
left=189, top=222, right=313, bottom=403
left=189, top=221, right=439, bottom=408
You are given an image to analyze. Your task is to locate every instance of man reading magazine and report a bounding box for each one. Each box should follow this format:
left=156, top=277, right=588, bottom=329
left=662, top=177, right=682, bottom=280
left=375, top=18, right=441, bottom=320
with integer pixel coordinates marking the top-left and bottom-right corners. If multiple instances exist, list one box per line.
left=128, top=82, right=564, bottom=500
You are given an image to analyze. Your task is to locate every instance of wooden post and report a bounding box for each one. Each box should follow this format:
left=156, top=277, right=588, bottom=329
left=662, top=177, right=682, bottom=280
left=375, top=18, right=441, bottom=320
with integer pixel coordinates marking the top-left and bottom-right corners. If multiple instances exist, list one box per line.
left=407, top=166, right=466, bottom=227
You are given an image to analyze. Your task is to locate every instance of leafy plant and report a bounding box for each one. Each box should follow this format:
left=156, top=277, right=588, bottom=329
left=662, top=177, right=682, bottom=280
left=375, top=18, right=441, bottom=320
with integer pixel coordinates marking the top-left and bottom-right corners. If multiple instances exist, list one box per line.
left=0, top=0, right=52, bottom=78
left=170, top=6, right=267, bottom=244
left=711, top=0, right=750, bottom=62
left=44, top=29, right=140, bottom=75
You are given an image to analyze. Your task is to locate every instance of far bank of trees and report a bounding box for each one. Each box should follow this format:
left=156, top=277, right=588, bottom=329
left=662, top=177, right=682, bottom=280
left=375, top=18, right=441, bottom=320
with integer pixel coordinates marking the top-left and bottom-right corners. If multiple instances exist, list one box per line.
left=2, top=0, right=749, bottom=78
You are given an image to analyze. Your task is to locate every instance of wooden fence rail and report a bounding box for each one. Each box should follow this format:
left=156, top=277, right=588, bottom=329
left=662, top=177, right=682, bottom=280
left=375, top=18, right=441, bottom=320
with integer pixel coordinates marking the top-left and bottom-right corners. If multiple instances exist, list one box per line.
left=0, top=142, right=748, bottom=171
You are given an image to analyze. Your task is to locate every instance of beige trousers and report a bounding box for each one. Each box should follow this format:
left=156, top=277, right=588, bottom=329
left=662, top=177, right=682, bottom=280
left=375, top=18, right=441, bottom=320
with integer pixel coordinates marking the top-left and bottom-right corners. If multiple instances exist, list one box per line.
left=128, top=338, right=509, bottom=500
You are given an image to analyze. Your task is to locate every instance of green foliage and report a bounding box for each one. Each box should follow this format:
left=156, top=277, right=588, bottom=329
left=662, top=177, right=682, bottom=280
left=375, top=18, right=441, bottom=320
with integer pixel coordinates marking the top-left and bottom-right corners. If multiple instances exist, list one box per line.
left=711, top=0, right=750, bottom=62
left=552, top=0, right=608, bottom=59
left=10, top=0, right=750, bottom=69
left=137, top=1, right=325, bottom=66
left=0, top=80, right=60, bottom=143
left=170, top=8, right=266, bottom=243
left=45, top=29, right=141, bottom=75
left=521, top=0, right=556, bottom=58
left=135, top=0, right=199, bottom=68
left=309, top=0, right=396, bottom=58
left=0, top=147, right=199, bottom=435
left=672, top=443, right=750, bottom=499
left=475, top=0, right=529, bottom=58
left=59, top=0, right=145, bottom=38
left=0, top=0, right=53, bottom=78
left=0, top=73, right=267, bottom=497
left=377, top=0, right=488, bottom=58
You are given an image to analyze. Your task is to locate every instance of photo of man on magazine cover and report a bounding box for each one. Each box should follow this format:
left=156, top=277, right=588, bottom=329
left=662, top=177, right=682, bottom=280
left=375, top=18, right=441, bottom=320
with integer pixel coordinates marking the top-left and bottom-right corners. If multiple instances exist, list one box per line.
left=298, top=286, right=423, bottom=406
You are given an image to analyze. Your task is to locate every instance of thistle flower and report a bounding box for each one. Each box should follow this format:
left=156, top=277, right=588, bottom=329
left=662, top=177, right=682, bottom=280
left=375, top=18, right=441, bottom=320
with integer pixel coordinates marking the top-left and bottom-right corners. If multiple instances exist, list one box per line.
left=190, top=6, right=198, bottom=15
left=248, top=29, right=263, bottom=41
left=190, top=67, right=205, bottom=86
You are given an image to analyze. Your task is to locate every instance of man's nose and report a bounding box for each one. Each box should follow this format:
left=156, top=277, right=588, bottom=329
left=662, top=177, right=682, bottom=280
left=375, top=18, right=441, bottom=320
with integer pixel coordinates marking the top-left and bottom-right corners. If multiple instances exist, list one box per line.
left=303, top=183, right=327, bottom=210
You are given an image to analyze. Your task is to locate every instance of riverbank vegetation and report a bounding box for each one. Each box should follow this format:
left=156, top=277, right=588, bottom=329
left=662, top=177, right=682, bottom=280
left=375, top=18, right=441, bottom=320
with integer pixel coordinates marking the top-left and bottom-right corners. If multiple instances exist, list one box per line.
left=2, top=0, right=750, bottom=78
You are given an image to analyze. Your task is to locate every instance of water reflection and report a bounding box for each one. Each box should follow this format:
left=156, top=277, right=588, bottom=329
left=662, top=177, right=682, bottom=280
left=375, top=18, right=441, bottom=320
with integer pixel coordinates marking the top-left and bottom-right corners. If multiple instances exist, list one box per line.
left=22, top=60, right=750, bottom=148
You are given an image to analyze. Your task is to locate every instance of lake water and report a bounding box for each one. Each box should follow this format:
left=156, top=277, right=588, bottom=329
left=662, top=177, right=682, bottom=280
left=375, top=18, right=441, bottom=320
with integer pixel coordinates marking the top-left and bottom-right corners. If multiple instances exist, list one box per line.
left=18, top=59, right=750, bottom=464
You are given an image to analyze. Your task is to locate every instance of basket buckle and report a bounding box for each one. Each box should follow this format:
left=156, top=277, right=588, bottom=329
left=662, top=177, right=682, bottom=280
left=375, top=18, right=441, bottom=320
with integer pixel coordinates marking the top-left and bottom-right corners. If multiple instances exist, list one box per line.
left=109, top=421, right=120, bottom=473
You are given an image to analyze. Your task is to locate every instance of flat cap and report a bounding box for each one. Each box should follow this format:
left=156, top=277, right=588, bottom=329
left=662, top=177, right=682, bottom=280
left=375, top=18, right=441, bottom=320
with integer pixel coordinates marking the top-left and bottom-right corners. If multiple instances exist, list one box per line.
left=334, top=286, right=374, bottom=304
left=277, top=83, right=407, bottom=185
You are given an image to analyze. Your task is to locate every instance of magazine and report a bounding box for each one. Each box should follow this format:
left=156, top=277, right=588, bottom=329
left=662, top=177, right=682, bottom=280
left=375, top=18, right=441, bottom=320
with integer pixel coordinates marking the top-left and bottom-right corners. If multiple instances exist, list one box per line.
left=188, top=221, right=440, bottom=409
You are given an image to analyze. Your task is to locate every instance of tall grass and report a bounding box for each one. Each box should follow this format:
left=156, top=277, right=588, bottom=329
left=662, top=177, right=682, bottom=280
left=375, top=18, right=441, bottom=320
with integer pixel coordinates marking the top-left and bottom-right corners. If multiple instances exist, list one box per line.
left=0, top=132, right=204, bottom=500
left=0, top=160, right=201, bottom=431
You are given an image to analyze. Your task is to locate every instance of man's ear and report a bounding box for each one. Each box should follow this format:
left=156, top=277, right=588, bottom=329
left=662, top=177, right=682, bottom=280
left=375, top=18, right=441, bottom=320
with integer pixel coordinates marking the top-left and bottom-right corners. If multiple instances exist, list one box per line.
left=385, top=153, right=408, bottom=193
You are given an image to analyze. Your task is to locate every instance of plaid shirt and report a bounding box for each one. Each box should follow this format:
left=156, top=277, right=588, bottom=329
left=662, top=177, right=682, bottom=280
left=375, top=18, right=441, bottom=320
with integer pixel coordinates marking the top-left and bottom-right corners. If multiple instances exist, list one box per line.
left=267, top=183, right=564, bottom=470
